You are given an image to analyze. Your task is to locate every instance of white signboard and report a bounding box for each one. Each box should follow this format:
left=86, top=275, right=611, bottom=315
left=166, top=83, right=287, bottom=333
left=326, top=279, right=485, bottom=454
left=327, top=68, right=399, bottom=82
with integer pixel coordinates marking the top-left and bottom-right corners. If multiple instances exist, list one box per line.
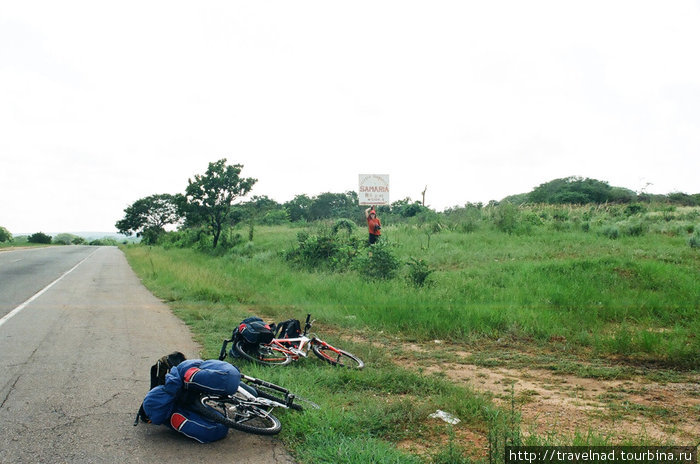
left=358, top=174, right=390, bottom=205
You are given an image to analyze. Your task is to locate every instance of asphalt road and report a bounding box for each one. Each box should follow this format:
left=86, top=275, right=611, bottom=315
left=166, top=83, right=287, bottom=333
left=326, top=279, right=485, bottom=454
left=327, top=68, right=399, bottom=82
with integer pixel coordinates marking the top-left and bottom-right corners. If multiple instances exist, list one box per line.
left=0, top=246, right=295, bottom=464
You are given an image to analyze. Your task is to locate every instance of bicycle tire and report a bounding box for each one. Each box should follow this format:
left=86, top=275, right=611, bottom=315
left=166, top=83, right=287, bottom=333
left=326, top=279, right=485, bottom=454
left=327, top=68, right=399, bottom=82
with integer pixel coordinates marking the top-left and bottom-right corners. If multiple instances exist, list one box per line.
left=311, top=341, right=364, bottom=369
left=234, top=340, right=293, bottom=366
left=191, top=395, right=282, bottom=435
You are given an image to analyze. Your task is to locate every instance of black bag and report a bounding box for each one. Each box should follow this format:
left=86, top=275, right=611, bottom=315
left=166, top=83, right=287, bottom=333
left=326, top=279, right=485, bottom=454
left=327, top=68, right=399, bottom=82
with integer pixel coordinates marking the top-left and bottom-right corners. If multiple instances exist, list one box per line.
left=275, top=318, right=302, bottom=340
left=218, top=316, right=277, bottom=361
left=149, top=351, right=187, bottom=389
left=238, top=317, right=275, bottom=345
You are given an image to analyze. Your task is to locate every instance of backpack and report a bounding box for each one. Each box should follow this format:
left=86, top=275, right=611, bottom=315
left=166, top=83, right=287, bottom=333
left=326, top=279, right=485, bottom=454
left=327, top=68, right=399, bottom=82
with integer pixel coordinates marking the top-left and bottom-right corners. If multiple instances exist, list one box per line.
left=275, top=318, right=302, bottom=340
left=137, top=351, right=187, bottom=425
left=150, top=351, right=187, bottom=389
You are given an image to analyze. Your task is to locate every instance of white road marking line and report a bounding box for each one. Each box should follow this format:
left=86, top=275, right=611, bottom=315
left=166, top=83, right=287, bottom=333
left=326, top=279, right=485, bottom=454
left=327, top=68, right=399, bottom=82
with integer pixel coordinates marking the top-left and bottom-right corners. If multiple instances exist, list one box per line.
left=0, top=248, right=100, bottom=329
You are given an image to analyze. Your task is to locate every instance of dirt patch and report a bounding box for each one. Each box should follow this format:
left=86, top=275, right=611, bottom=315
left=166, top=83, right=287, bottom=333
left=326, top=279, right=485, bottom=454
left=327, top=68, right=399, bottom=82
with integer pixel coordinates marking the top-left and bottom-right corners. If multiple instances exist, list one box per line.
left=397, top=424, right=489, bottom=460
left=394, top=341, right=700, bottom=444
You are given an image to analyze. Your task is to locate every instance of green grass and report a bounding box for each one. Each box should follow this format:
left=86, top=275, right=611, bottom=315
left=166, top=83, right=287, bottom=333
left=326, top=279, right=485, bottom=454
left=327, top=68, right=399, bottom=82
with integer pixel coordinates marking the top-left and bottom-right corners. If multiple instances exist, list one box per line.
left=122, top=207, right=699, bottom=461
left=127, top=217, right=700, bottom=368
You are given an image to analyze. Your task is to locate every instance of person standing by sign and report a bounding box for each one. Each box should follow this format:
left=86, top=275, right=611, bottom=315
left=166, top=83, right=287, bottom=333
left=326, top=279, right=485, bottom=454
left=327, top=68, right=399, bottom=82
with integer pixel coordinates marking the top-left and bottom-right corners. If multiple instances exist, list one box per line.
left=365, top=206, right=382, bottom=244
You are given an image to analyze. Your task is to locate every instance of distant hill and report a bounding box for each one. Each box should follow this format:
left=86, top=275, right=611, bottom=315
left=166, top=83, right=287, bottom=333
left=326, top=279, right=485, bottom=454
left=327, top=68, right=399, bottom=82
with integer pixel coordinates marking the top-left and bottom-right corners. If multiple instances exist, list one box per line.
left=501, top=176, right=699, bottom=206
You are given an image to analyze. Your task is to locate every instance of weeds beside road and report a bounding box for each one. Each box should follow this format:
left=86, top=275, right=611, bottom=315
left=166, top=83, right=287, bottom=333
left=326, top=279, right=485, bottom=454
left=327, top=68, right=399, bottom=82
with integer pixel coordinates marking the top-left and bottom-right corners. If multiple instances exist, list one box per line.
left=123, top=206, right=699, bottom=462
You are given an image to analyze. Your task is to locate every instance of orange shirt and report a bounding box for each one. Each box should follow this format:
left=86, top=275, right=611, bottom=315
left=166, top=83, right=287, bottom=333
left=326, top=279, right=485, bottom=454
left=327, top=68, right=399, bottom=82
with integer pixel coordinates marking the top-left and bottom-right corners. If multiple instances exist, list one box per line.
left=367, top=217, right=381, bottom=235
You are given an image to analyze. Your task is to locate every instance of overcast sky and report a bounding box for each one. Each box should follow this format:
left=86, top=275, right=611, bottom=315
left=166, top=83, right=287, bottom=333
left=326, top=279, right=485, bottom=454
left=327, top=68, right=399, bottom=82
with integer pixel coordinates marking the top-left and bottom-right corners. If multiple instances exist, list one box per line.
left=2, top=1, right=699, bottom=234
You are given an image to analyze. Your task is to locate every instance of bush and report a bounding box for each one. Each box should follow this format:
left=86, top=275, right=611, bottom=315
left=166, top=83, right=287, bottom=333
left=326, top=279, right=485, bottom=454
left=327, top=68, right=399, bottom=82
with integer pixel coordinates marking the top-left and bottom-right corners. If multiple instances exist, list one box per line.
left=624, top=203, right=646, bottom=216
left=260, top=209, right=290, bottom=225
left=28, top=232, right=52, bottom=244
left=690, top=231, right=700, bottom=249
left=601, top=226, right=619, bottom=239
left=0, top=226, right=12, bottom=243
left=492, top=202, right=519, bottom=234
left=406, top=257, right=434, bottom=288
left=89, top=238, right=118, bottom=246
left=353, top=241, right=400, bottom=280
left=285, top=227, right=360, bottom=272
left=53, top=233, right=81, bottom=245
left=160, top=228, right=209, bottom=249
left=332, top=218, right=356, bottom=236
left=620, top=221, right=647, bottom=237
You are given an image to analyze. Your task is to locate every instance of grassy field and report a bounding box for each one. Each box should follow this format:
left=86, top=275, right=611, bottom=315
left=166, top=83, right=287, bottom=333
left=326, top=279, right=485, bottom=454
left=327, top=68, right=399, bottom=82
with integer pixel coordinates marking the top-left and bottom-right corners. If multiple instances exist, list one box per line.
left=123, top=203, right=699, bottom=462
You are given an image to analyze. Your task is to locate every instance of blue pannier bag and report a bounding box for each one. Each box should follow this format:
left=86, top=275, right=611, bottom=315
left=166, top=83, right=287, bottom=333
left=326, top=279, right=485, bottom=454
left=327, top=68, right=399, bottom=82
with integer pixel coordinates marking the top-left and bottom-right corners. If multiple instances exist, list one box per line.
left=136, top=354, right=241, bottom=443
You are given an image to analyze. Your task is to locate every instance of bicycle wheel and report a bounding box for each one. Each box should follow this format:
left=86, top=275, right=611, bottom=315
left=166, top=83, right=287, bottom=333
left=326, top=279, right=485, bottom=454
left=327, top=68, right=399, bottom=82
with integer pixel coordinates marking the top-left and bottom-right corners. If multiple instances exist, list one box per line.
left=311, top=341, right=364, bottom=369
left=193, top=395, right=282, bottom=435
left=234, top=340, right=293, bottom=366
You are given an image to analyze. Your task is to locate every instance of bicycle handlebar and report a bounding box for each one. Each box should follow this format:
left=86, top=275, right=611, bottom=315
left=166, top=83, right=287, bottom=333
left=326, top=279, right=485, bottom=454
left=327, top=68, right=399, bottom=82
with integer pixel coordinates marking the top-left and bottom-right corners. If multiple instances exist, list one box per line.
left=303, top=313, right=312, bottom=335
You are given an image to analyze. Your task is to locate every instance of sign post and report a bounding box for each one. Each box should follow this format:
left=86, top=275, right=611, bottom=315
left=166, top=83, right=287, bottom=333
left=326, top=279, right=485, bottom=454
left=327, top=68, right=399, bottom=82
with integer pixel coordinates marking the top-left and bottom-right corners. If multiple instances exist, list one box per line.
left=358, top=174, right=390, bottom=206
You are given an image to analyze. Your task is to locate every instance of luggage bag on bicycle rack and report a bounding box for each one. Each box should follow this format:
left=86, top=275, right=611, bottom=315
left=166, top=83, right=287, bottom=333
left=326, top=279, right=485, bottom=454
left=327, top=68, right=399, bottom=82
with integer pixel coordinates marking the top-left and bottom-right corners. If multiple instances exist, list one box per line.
left=274, top=318, right=302, bottom=340
left=219, top=316, right=275, bottom=360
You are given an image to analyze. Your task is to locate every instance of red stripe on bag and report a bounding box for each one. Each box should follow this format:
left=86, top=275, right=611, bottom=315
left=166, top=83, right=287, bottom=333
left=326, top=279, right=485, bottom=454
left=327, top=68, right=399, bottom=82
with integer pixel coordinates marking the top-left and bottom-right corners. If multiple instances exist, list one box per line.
left=170, top=413, right=187, bottom=431
left=184, top=367, right=200, bottom=383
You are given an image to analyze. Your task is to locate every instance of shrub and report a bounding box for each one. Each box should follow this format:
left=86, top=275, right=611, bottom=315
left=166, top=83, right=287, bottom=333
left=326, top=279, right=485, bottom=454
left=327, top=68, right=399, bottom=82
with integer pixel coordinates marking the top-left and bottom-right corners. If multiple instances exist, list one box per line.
left=285, top=227, right=360, bottom=272
left=601, top=226, right=619, bottom=239
left=690, top=231, right=700, bottom=249
left=619, top=220, right=647, bottom=237
left=457, top=219, right=479, bottom=233
left=332, top=218, right=356, bottom=236
left=89, top=238, right=118, bottom=246
left=260, top=209, right=290, bottom=225
left=492, top=202, right=519, bottom=234
left=0, top=226, right=12, bottom=243
left=353, top=241, right=400, bottom=280
left=406, top=257, right=434, bottom=288
left=160, top=228, right=209, bottom=249
left=624, top=203, right=646, bottom=216
left=53, top=233, right=81, bottom=245
left=28, top=232, right=52, bottom=244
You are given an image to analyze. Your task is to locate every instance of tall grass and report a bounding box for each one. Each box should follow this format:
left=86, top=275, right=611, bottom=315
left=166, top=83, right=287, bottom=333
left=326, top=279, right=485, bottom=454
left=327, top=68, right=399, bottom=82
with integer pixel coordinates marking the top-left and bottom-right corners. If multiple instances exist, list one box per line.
left=127, top=210, right=700, bottom=368
left=122, top=206, right=699, bottom=461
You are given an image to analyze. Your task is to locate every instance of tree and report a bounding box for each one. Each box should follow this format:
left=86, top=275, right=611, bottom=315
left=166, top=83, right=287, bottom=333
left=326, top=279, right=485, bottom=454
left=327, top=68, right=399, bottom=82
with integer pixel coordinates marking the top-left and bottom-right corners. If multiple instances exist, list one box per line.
left=284, top=194, right=313, bottom=222
left=308, top=192, right=360, bottom=220
left=28, top=232, right=52, bottom=244
left=183, top=159, right=256, bottom=248
left=0, top=226, right=12, bottom=243
left=391, top=197, right=426, bottom=217
left=116, top=194, right=181, bottom=245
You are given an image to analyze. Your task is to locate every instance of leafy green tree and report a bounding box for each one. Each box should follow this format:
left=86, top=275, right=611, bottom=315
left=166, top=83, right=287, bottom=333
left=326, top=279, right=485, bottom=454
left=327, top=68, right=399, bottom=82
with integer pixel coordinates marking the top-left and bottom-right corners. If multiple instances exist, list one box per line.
left=0, top=226, right=12, bottom=243
left=284, top=194, right=313, bottom=222
left=308, top=191, right=360, bottom=220
left=667, top=192, right=698, bottom=206
left=183, top=159, right=256, bottom=248
left=116, top=193, right=181, bottom=244
left=28, top=232, right=52, bottom=244
left=391, top=197, right=426, bottom=217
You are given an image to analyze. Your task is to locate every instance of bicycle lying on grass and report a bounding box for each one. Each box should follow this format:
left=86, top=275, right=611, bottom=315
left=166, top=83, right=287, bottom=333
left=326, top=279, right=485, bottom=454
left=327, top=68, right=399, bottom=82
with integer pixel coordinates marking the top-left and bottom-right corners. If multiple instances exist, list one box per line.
left=185, top=373, right=318, bottom=435
left=219, top=314, right=364, bottom=369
